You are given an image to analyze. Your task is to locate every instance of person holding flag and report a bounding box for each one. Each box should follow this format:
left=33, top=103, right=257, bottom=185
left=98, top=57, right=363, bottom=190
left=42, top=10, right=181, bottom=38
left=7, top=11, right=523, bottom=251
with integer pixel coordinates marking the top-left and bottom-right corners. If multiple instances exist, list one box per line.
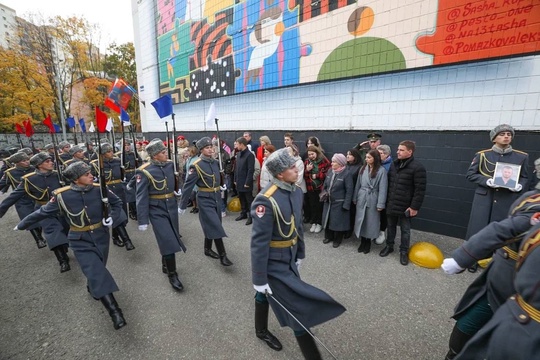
left=15, top=161, right=127, bottom=330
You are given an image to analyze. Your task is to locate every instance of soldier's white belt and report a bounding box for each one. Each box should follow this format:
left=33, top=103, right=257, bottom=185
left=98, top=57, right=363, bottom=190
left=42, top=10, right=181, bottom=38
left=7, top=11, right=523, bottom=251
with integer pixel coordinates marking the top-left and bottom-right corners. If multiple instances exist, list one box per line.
left=107, top=179, right=122, bottom=185
left=513, top=295, right=540, bottom=323
left=70, top=222, right=102, bottom=232
left=270, top=237, right=298, bottom=248
left=501, top=246, right=519, bottom=261
left=149, top=192, right=175, bottom=200
left=198, top=187, right=220, bottom=192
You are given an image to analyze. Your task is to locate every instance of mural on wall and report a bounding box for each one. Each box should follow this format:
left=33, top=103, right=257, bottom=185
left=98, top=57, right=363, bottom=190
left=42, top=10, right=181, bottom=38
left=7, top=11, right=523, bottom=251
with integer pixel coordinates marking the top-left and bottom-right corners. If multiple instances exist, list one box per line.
left=156, top=0, right=540, bottom=103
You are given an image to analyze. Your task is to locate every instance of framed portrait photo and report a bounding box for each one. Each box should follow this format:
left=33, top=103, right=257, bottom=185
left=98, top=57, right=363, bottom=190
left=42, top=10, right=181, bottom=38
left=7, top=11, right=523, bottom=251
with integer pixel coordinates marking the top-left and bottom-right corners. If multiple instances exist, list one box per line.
left=493, top=162, right=521, bottom=190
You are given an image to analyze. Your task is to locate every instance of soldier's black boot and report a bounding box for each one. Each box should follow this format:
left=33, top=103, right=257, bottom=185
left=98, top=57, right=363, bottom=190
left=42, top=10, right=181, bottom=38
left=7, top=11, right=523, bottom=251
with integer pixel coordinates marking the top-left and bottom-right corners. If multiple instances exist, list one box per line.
left=116, top=226, right=135, bottom=251
left=29, top=229, right=47, bottom=249
left=53, top=246, right=70, bottom=273
left=164, top=255, right=184, bottom=291
left=204, top=238, right=220, bottom=259
left=296, top=332, right=322, bottom=360
left=111, top=228, right=124, bottom=247
left=445, top=325, right=472, bottom=359
left=128, top=202, right=137, bottom=220
left=100, top=293, right=126, bottom=330
left=161, top=256, right=168, bottom=274
left=214, top=238, right=233, bottom=266
left=255, top=301, right=282, bottom=351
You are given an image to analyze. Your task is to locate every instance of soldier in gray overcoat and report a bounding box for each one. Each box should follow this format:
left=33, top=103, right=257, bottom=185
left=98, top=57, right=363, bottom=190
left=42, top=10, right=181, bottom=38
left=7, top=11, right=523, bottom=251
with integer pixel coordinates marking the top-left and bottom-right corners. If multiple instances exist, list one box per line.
left=16, top=161, right=127, bottom=330
left=465, top=124, right=529, bottom=242
left=91, top=143, right=135, bottom=251
left=456, top=221, right=540, bottom=360
left=251, top=148, right=346, bottom=359
left=135, top=139, right=186, bottom=291
left=441, top=180, right=540, bottom=359
left=121, top=142, right=141, bottom=220
left=353, top=150, right=388, bottom=254
left=0, top=153, right=70, bottom=272
left=321, top=153, right=354, bottom=248
left=0, top=152, right=46, bottom=248
left=179, top=137, right=233, bottom=266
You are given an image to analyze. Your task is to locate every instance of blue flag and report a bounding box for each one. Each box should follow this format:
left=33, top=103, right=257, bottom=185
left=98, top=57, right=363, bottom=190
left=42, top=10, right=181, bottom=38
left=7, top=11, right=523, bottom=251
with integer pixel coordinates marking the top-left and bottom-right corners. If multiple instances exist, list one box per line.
left=53, top=124, right=61, bottom=133
left=66, top=116, right=76, bottom=129
left=79, top=118, right=86, bottom=132
left=151, top=94, right=173, bottom=118
left=120, top=108, right=130, bottom=122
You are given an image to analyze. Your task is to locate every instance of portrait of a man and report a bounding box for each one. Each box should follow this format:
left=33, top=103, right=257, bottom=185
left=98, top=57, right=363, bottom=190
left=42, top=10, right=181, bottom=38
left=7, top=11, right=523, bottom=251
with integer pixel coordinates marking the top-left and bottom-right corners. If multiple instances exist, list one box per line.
left=493, top=162, right=520, bottom=189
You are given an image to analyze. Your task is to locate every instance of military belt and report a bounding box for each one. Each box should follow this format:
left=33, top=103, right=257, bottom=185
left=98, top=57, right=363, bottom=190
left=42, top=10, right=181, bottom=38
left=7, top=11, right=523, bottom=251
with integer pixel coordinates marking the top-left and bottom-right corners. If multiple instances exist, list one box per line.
left=36, top=200, right=48, bottom=205
left=107, top=179, right=122, bottom=185
left=198, top=186, right=220, bottom=192
left=270, top=237, right=298, bottom=248
left=513, top=295, right=540, bottom=323
left=125, top=169, right=135, bottom=173
left=150, top=192, right=175, bottom=200
left=70, top=222, right=102, bottom=232
left=501, top=246, right=519, bottom=261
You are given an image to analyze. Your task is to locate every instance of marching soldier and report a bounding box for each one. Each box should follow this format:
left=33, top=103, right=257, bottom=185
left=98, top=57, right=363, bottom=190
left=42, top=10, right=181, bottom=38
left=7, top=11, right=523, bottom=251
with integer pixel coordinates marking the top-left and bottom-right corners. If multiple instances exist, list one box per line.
left=441, top=169, right=540, bottom=359
left=63, top=145, right=89, bottom=167
left=251, top=148, right=346, bottom=359
left=90, top=143, right=135, bottom=250
left=0, top=153, right=70, bottom=272
left=179, top=137, right=233, bottom=266
left=456, top=221, right=540, bottom=359
left=0, top=152, right=46, bottom=248
left=15, top=161, right=127, bottom=330
left=135, top=139, right=186, bottom=291
left=84, top=142, right=98, bottom=162
left=57, top=141, right=72, bottom=166
left=118, top=141, right=141, bottom=220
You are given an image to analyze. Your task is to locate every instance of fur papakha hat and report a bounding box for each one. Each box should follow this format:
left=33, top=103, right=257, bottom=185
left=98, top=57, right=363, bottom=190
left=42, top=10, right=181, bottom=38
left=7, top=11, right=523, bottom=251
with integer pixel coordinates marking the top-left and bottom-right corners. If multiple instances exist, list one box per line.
left=146, top=139, right=167, bottom=158
left=99, top=143, right=113, bottom=154
left=30, top=153, right=51, bottom=167
left=490, top=124, right=515, bottom=142
left=63, top=161, right=92, bottom=183
left=8, top=151, right=30, bottom=164
left=265, top=148, right=296, bottom=177
left=196, top=137, right=212, bottom=150
left=69, top=145, right=84, bottom=156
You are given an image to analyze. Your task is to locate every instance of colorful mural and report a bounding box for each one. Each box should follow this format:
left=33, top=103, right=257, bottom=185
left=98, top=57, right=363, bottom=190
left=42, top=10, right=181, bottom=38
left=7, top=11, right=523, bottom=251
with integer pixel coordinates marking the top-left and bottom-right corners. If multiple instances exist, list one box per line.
left=156, top=0, right=540, bottom=103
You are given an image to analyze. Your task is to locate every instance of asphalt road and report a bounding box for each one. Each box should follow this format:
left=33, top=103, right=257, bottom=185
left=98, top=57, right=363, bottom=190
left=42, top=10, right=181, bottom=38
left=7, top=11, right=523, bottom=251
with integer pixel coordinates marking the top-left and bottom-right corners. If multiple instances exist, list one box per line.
left=0, top=193, right=479, bottom=360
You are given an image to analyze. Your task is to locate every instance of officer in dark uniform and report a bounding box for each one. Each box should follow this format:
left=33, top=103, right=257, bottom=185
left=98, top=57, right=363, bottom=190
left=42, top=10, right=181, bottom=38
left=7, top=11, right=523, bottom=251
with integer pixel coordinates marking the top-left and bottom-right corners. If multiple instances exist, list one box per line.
left=0, top=153, right=70, bottom=272
left=251, top=148, right=346, bottom=359
left=354, top=132, right=382, bottom=158
left=179, top=137, right=233, bottom=266
left=117, top=141, right=141, bottom=220
left=135, top=139, right=186, bottom=291
left=57, top=141, right=72, bottom=167
left=456, top=221, right=540, bottom=359
left=16, top=161, right=127, bottom=330
left=465, top=124, right=529, bottom=241
left=84, top=142, right=98, bottom=162
left=42, top=144, right=57, bottom=170
left=441, top=177, right=540, bottom=359
left=0, top=152, right=46, bottom=248
left=90, top=143, right=134, bottom=250
left=63, top=145, right=89, bottom=168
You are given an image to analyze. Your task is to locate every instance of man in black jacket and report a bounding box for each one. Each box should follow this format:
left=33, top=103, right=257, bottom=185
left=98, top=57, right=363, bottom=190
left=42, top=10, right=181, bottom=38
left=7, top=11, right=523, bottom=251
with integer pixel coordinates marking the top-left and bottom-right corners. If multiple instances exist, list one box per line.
left=234, top=137, right=255, bottom=225
left=380, top=140, right=427, bottom=265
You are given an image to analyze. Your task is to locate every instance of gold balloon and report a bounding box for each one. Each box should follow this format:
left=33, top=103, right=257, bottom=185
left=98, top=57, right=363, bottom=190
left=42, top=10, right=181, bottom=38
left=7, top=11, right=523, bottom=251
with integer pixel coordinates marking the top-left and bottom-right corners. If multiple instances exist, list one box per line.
left=227, top=197, right=241, bottom=212
left=409, top=242, right=444, bottom=269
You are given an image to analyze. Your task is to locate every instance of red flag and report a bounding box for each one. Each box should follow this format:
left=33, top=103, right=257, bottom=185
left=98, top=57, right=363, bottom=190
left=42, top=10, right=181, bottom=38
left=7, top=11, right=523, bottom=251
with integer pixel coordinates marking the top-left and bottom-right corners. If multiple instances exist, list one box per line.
left=95, top=106, right=108, bottom=133
left=15, top=123, right=24, bottom=134
left=104, top=97, right=121, bottom=113
left=108, top=78, right=134, bottom=110
left=23, top=119, right=34, bottom=137
left=43, top=114, right=55, bottom=133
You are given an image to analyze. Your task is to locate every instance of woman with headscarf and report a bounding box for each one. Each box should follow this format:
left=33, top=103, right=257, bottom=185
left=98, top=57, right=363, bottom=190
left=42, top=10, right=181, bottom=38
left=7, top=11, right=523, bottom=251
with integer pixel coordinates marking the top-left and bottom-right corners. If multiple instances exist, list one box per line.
left=304, top=145, right=330, bottom=233
left=353, top=149, right=388, bottom=254
left=321, top=154, right=354, bottom=248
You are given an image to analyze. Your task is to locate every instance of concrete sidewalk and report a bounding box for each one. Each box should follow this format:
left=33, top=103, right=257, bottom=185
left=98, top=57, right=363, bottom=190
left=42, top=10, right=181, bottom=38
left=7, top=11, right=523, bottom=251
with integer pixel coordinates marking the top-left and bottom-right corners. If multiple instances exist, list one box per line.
left=0, top=194, right=478, bottom=360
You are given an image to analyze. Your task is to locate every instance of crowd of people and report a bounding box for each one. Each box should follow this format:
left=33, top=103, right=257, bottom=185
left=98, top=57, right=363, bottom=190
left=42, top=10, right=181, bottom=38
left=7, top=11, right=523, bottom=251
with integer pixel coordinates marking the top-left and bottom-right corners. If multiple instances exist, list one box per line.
left=0, top=123, right=538, bottom=359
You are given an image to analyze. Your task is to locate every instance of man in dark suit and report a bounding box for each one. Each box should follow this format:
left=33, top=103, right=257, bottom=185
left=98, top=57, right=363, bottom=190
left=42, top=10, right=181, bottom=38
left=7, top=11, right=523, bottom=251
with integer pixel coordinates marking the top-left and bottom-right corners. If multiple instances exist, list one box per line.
left=234, top=137, right=255, bottom=225
left=493, top=165, right=517, bottom=188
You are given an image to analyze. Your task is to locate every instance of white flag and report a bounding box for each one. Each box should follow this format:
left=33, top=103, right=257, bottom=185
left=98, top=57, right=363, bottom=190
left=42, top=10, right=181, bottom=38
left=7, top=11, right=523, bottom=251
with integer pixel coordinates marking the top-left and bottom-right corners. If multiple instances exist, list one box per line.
left=89, top=122, right=95, bottom=133
left=205, top=102, right=216, bottom=127
left=106, top=118, right=113, bottom=132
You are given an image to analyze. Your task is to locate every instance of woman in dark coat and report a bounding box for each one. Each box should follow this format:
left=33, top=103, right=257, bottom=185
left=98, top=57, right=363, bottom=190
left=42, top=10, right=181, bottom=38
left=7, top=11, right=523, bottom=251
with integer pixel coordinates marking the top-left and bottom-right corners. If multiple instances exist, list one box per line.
left=321, top=153, right=354, bottom=248
left=344, top=148, right=363, bottom=239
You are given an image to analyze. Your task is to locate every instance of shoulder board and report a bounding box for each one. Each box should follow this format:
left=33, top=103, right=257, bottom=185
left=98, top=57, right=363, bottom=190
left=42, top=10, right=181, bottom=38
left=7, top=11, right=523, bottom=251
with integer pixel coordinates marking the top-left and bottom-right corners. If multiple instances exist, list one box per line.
left=262, top=184, right=278, bottom=198
left=477, top=149, right=491, bottom=154
left=137, top=162, right=150, bottom=171
left=90, top=159, right=98, bottom=164
left=4, top=167, right=14, bottom=173
left=513, top=149, right=528, bottom=155
left=93, top=183, right=100, bottom=187
left=22, top=172, right=35, bottom=179
left=193, top=158, right=202, bottom=165
left=53, top=185, right=71, bottom=195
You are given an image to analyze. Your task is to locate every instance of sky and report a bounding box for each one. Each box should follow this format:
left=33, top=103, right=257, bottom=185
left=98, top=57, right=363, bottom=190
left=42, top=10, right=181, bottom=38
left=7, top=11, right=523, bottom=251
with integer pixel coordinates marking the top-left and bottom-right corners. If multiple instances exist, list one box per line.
left=2, top=0, right=134, bottom=48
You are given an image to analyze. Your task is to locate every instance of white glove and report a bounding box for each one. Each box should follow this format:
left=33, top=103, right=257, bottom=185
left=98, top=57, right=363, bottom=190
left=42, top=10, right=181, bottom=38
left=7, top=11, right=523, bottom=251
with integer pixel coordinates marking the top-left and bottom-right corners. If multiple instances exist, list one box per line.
left=102, top=217, right=113, bottom=227
left=13, top=225, right=19, bottom=231
left=509, top=184, right=523, bottom=193
left=138, top=224, right=148, bottom=231
left=296, top=258, right=303, bottom=271
left=531, top=213, right=540, bottom=226
left=486, top=178, right=500, bottom=188
left=126, top=184, right=132, bottom=191
left=441, top=258, right=465, bottom=275
left=253, top=284, right=272, bottom=295
left=174, top=189, right=182, bottom=197
left=220, top=184, right=227, bottom=191
left=178, top=208, right=186, bottom=215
